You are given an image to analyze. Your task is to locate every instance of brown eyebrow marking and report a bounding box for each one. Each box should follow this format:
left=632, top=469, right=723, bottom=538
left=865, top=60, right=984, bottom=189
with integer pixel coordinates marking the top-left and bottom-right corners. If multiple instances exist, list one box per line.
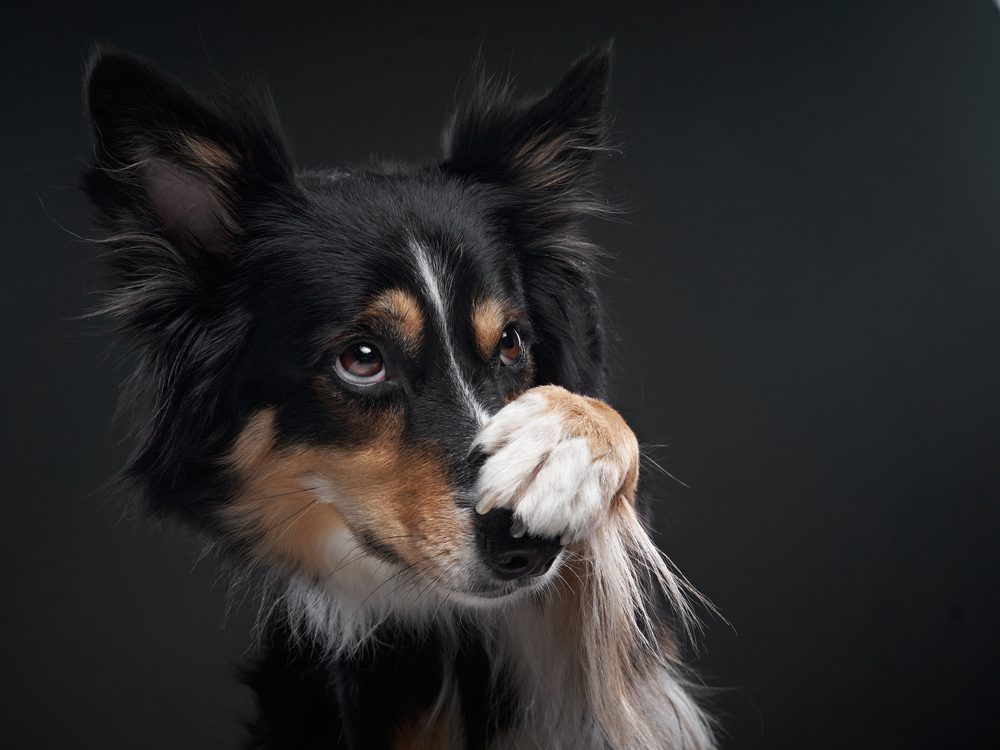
left=354, top=288, right=425, bottom=354
left=471, top=296, right=521, bottom=360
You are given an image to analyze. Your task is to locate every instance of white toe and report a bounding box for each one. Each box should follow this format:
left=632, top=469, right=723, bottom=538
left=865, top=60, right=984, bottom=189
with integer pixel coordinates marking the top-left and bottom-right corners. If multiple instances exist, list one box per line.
left=512, top=437, right=591, bottom=538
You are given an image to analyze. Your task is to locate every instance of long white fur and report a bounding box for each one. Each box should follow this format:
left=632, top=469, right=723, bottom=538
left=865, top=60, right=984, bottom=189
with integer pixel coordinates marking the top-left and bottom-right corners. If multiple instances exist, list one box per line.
left=471, top=393, right=715, bottom=748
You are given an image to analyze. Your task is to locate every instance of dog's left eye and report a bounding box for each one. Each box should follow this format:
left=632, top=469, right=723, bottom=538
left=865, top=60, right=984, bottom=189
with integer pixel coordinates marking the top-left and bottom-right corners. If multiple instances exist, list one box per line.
left=499, top=326, right=522, bottom=366
left=335, top=342, right=386, bottom=385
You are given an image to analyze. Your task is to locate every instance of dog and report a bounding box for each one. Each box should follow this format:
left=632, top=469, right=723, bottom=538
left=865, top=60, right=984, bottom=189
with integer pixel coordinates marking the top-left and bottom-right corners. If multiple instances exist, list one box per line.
left=82, top=44, right=716, bottom=749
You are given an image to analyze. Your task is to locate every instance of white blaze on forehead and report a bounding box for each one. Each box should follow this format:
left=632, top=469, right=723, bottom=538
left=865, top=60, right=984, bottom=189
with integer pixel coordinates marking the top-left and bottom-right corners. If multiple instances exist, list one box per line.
left=410, top=240, right=490, bottom=426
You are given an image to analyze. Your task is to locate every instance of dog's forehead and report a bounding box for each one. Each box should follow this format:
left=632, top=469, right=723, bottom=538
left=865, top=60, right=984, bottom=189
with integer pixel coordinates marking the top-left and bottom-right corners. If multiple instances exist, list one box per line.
left=245, top=173, right=527, bottom=359
left=280, top=174, right=519, bottom=312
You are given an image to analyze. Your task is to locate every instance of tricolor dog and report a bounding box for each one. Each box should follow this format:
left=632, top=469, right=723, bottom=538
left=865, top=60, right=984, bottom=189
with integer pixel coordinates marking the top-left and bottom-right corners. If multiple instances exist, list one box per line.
left=82, top=45, right=716, bottom=749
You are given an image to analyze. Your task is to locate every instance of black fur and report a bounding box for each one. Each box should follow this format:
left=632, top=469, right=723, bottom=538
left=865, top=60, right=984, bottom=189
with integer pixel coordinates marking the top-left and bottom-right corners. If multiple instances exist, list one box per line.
left=84, top=45, right=620, bottom=747
left=245, top=622, right=517, bottom=749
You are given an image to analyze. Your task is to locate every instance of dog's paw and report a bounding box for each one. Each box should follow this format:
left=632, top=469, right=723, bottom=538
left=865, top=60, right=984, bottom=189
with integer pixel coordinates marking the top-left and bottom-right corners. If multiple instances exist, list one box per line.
left=473, top=385, right=639, bottom=544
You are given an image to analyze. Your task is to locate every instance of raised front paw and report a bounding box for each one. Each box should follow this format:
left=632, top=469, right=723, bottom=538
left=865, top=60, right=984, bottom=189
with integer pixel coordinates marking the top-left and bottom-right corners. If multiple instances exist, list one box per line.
left=473, top=385, right=639, bottom=544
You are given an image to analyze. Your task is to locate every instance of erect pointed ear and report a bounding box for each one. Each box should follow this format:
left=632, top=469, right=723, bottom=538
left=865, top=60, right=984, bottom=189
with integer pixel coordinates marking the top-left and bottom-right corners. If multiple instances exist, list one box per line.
left=441, top=46, right=612, bottom=203
left=84, top=48, right=293, bottom=254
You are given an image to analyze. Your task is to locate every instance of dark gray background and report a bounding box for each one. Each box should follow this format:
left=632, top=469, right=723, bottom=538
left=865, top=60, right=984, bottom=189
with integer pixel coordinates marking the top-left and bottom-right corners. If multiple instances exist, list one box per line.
left=3, top=1, right=1000, bottom=747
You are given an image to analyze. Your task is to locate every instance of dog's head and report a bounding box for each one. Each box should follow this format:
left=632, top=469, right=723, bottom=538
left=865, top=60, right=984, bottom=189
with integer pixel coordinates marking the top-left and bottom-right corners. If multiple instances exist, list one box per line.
left=84, top=48, right=612, bottom=606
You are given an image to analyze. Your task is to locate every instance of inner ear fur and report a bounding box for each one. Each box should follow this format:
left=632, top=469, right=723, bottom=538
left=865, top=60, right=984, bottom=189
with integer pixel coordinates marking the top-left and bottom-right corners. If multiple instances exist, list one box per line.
left=441, top=46, right=613, bottom=197
left=84, top=48, right=293, bottom=255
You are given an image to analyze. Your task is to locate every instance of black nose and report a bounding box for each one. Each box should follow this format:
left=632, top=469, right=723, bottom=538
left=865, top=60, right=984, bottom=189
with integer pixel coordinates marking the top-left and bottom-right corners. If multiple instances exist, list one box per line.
left=477, top=509, right=562, bottom=581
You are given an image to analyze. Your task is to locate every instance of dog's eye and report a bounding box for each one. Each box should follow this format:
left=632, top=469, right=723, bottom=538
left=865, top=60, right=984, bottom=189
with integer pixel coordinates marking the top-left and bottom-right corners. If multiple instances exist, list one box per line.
left=499, top=326, right=522, bottom=366
left=335, top=342, right=386, bottom=385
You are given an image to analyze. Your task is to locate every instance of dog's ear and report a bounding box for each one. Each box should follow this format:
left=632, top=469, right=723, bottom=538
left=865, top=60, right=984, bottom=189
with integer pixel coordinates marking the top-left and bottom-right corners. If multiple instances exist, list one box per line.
left=82, top=51, right=297, bottom=500
left=442, top=47, right=614, bottom=397
left=441, top=46, right=612, bottom=210
left=84, top=49, right=293, bottom=255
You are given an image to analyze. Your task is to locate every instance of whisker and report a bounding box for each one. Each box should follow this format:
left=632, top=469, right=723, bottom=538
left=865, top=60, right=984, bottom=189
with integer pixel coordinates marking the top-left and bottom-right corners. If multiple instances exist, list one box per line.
left=640, top=451, right=690, bottom=489
left=350, top=564, right=422, bottom=617
left=241, top=485, right=320, bottom=504
left=319, top=533, right=422, bottom=582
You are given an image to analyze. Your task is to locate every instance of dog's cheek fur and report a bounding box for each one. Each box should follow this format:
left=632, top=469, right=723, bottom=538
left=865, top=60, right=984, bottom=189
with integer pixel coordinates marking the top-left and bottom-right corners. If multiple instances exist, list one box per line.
left=221, top=407, right=469, bottom=581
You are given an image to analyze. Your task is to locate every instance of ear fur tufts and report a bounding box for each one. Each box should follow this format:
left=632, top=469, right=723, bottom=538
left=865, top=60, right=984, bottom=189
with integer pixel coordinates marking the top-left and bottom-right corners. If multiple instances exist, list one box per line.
left=441, top=46, right=614, bottom=201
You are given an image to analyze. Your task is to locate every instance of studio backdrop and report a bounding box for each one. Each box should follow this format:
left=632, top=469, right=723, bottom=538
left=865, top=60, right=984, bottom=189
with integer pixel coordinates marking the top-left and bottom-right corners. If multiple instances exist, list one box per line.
left=2, top=1, right=999, bottom=748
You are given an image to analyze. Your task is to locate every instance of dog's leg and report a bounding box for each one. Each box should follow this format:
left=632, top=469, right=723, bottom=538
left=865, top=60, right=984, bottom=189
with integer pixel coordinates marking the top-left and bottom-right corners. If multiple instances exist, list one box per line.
left=474, top=386, right=715, bottom=750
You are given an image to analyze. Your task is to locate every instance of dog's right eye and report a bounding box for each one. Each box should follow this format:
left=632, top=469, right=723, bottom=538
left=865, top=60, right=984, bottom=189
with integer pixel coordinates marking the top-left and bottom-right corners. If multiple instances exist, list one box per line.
left=335, top=342, right=386, bottom=386
left=498, top=326, right=523, bottom=366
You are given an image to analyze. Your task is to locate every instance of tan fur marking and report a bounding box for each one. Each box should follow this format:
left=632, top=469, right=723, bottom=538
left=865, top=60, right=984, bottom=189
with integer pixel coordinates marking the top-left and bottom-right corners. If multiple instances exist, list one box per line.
left=223, top=410, right=348, bottom=573
left=361, top=288, right=425, bottom=354
left=537, top=385, right=640, bottom=502
left=182, top=134, right=238, bottom=172
left=223, top=406, right=465, bottom=578
left=470, top=296, right=519, bottom=360
left=392, top=706, right=459, bottom=750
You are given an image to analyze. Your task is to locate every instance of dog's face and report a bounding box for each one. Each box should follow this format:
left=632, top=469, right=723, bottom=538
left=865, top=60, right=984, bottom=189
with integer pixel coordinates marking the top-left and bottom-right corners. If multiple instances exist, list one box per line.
left=84, top=49, right=611, bottom=603
left=219, top=179, right=547, bottom=601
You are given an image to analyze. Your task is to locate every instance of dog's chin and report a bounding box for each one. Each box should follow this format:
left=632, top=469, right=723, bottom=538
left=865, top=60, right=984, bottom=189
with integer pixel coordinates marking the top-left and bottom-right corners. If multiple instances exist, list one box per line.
left=443, top=554, right=564, bottom=609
